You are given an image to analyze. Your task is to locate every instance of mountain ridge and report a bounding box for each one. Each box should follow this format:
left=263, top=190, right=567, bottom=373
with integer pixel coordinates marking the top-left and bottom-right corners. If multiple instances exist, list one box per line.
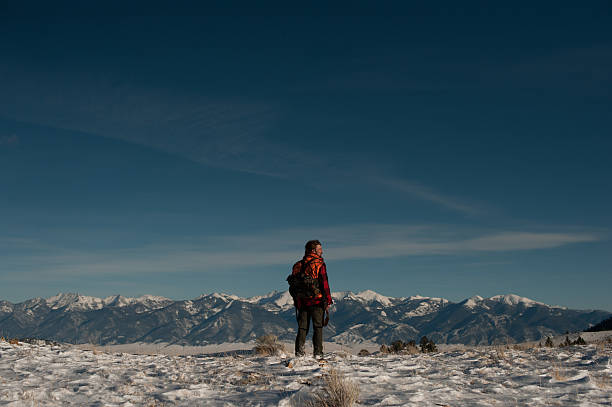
left=4, top=290, right=570, bottom=310
left=0, top=290, right=608, bottom=346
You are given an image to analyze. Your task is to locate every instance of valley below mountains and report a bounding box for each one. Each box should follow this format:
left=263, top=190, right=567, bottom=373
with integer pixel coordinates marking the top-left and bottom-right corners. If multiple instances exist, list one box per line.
left=1, top=291, right=609, bottom=346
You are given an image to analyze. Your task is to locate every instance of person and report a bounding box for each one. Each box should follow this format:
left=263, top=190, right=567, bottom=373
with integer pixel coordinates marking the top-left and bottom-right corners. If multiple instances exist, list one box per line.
left=292, top=239, right=333, bottom=357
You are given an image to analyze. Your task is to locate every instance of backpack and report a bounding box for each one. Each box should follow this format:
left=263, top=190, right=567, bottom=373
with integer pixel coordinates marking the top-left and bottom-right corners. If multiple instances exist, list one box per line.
left=287, top=258, right=322, bottom=300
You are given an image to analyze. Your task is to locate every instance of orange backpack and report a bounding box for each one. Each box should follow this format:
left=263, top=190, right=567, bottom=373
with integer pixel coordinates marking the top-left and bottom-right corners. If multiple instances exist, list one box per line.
left=287, top=258, right=321, bottom=299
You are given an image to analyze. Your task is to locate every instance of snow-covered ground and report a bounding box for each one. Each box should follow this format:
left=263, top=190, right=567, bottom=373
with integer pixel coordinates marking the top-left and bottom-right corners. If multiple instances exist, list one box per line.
left=74, top=340, right=382, bottom=357
left=1, top=338, right=611, bottom=406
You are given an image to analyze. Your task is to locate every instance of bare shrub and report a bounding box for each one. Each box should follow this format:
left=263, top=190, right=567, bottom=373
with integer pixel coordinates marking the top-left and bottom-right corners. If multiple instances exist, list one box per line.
left=405, top=343, right=419, bottom=354
left=357, top=349, right=370, bottom=356
left=419, top=336, right=437, bottom=353
left=298, top=368, right=359, bottom=407
left=254, top=334, right=285, bottom=356
left=380, top=340, right=419, bottom=355
left=390, top=340, right=404, bottom=353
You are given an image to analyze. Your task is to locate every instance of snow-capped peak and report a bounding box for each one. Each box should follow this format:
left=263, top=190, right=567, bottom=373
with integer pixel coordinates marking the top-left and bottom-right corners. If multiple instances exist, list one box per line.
left=46, top=293, right=106, bottom=311
left=244, top=291, right=280, bottom=303
left=329, top=290, right=403, bottom=306
left=331, top=291, right=355, bottom=301
left=488, top=294, right=545, bottom=307
left=45, top=293, right=172, bottom=311
left=355, top=290, right=394, bottom=306
left=102, top=294, right=172, bottom=308
left=463, top=295, right=485, bottom=309
left=195, top=292, right=242, bottom=302
left=406, top=295, right=448, bottom=303
left=103, top=295, right=130, bottom=307
left=272, top=291, right=295, bottom=308
left=136, top=295, right=172, bottom=303
left=459, top=294, right=552, bottom=309
left=241, top=291, right=295, bottom=310
left=407, top=295, right=430, bottom=301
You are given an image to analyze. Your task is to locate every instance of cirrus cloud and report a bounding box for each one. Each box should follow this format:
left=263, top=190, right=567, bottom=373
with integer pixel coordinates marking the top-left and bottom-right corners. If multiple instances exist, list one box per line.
left=1, top=224, right=603, bottom=276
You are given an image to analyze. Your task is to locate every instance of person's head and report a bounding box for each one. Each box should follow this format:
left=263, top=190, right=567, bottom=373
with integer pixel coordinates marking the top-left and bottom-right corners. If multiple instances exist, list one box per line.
left=305, top=239, right=323, bottom=256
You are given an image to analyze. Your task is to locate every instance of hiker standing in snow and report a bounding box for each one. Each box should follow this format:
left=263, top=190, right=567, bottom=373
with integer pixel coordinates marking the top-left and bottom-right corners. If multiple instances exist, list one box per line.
left=289, top=240, right=333, bottom=357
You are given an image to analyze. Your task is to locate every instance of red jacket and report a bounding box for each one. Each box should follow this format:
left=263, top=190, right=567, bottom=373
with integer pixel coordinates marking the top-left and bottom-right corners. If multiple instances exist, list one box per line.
left=293, top=253, right=333, bottom=309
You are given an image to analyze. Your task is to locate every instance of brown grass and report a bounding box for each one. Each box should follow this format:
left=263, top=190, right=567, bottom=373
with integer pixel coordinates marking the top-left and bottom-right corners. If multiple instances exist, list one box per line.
left=595, top=339, right=610, bottom=355
left=297, top=368, right=359, bottom=407
left=405, top=344, right=419, bottom=354
left=494, top=345, right=508, bottom=361
left=551, top=361, right=567, bottom=381
left=236, top=371, right=273, bottom=386
left=254, top=334, right=285, bottom=356
left=590, top=372, right=610, bottom=390
left=512, top=342, right=537, bottom=351
left=380, top=341, right=419, bottom=355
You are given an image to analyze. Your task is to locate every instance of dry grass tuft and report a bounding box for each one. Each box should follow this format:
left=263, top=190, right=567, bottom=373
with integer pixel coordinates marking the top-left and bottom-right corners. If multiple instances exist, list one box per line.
left=380, top=340, right=420, bottom=355
left=494, top=345, right=508, bottom=361
left=254, top=334, right=285, bottom=356
left=9, top=338, right=19, bottom=345
left=595, top=339, right=610, bottom=356
left=487, top=346, right=510, bottom=365
left=551, top=361, right=567, bottom=381
left=405, top=343, right=419, bottom=354
left=298, top=368, right=359, bottom=407
left=512, top=342, right=536, bottom=351
left=590, top=372, right=610, bottom=389
left=236, top=371, right=273, bottom=386
left=336, top=351, right=350, bottom=359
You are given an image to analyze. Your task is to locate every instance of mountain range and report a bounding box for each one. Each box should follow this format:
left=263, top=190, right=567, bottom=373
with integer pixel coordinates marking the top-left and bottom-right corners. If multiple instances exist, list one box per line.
left=0, top=291, right=608, bottom=346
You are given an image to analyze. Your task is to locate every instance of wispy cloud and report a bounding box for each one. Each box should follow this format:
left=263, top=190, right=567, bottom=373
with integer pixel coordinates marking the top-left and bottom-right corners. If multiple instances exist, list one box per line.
left=0, top=67, right=498, bottom=220
left=1, top=225, right=603, bottom=276
left=329, top=231, right=600, bottom=260
left=0, top=67, right=479, bottom=206
left=371, top=176, right=482, bottom=216
left=0, top=68, right=330, bottom=179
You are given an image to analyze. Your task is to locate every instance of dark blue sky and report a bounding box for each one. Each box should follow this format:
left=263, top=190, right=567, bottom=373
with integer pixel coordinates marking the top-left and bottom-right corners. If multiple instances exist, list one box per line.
left=1, top=4, right=611, bottom=310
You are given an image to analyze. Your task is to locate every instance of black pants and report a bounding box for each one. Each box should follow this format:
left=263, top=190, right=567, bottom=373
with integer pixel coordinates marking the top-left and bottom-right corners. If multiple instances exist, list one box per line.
left=295, top=304, right=324, bottom=356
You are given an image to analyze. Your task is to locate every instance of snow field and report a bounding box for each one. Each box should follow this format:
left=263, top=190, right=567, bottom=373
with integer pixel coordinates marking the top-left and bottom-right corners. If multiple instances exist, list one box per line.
left=0, top=339, right=611, bottom=406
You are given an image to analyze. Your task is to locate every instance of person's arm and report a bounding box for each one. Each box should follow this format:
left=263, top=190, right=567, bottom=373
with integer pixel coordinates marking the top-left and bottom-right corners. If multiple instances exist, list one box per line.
left=320, top=262, right=332, bottom=307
